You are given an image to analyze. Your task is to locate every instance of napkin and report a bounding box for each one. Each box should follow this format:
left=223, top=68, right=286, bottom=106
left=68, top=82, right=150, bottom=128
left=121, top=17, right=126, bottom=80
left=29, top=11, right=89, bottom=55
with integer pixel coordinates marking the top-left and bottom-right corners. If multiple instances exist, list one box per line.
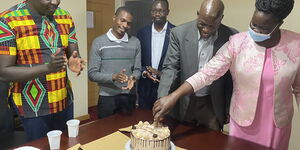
left=81, top=131, right=130, bottom=150
left=118, top=126, right=132, bottom=132
left=67, top=144, right=82, bottom=150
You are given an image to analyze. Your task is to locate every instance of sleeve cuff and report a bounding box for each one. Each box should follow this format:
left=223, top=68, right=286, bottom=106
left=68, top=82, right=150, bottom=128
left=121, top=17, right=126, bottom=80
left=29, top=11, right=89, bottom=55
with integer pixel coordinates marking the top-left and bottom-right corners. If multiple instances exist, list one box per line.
left=186, top=78, right=197, bottom=92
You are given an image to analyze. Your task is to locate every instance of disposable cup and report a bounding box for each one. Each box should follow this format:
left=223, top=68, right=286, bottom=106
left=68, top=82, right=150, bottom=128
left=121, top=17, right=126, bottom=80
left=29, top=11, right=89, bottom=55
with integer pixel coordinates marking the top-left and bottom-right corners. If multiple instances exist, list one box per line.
left=66, top=119, right=80, bottom=137
left=47, top=130, right=62, bottom=150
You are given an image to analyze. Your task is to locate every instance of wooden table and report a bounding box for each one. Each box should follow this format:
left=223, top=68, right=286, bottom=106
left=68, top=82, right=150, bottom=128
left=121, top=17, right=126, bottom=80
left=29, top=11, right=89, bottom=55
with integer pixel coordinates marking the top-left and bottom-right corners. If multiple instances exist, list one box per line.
left=12, top=109, right=268, bottom=150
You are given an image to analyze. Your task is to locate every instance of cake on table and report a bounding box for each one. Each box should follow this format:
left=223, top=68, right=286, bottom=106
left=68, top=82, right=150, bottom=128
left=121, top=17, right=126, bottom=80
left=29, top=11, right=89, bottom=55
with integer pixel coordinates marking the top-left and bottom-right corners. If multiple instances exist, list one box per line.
left=130, top=121, right=171, bottom=150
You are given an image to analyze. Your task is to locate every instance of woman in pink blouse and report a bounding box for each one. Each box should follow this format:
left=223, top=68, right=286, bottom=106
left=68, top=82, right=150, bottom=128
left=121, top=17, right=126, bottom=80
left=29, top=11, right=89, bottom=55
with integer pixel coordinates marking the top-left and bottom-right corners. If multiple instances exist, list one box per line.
left=153, top=0, right=299, bottom=149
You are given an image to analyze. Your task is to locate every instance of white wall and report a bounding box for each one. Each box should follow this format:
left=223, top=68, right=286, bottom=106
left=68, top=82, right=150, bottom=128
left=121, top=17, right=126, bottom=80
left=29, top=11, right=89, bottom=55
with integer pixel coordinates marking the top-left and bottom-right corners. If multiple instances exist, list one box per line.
left=168, top=0, right=300, bottom=32
left=115, top=0, right=125, bottom=10
left=0, top=0, right=88, bottom=118
left=60, top=0, right=88, bottom=118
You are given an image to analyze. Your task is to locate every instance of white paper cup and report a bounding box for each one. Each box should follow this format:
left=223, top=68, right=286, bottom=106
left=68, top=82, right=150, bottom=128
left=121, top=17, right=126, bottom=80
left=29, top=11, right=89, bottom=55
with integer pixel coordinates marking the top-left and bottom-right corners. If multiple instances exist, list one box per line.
left=47, top=130, right=62, bottom=150
left=66, top=119, right=80, bottom=137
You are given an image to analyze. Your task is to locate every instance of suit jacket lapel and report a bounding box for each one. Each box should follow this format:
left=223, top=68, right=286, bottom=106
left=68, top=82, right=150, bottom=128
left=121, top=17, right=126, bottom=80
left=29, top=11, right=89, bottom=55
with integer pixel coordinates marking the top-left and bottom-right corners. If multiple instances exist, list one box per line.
left=185, top=21, right=199, bottom=73
left=213, top=24, right=225, bottom=55
left=145, top=25, right=152, bottom=66
left=158, top=23, right=171, bottom=70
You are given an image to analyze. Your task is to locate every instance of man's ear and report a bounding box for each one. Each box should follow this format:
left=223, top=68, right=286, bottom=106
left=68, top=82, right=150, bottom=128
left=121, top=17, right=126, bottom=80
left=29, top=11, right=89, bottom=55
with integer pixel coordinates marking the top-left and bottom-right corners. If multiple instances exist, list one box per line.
left=166, top=9, right=170, bottom=16
left=112, top=15, right=116, bottom=21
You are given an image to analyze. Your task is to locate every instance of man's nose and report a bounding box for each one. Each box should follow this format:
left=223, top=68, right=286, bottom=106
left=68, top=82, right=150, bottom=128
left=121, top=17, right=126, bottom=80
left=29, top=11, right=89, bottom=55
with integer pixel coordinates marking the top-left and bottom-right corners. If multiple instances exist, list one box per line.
left=202, top=26, right=211, bottom=33
left=154, top=12, right=161, bottom=17
left=123, top=23, right=129, bottom=29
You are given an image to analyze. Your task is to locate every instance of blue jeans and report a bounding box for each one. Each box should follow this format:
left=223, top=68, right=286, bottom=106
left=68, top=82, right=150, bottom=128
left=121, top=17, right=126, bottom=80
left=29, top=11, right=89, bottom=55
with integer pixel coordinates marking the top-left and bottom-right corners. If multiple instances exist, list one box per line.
left=20, top=104, right=73, bottom=141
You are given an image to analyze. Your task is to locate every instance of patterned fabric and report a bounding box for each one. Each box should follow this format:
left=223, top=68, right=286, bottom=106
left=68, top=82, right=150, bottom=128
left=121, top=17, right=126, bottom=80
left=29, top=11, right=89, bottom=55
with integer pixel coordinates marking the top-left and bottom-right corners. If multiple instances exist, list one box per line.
left=186, top=30, right=300, bottom=127
left=0, top=1, right=78, bottom=118
left=229, top=48, right=292, bottom=150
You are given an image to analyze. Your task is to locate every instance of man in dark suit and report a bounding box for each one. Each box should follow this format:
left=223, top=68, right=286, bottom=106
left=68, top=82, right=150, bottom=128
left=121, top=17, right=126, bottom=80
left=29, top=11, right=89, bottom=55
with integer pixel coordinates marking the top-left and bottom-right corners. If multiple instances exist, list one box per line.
left=157, top=0, right=237, bottom=130
left=137, top=0, right=175, bottom=109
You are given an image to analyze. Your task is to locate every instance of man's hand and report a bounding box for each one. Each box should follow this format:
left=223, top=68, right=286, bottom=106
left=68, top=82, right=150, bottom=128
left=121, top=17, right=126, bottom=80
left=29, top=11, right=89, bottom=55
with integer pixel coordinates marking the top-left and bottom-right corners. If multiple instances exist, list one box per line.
left=146, top=66, right=161, bottom=77
left=152, top=94, right=178, bottom=123
left=122, top=76, right=136, bottom=90
left=68, top=51, right=86, bottom=76
left=143, top=71, right=160, bottom=83
left=112, top=69, right=128, bottom=83
left=47, top=48, right=68, bottom=73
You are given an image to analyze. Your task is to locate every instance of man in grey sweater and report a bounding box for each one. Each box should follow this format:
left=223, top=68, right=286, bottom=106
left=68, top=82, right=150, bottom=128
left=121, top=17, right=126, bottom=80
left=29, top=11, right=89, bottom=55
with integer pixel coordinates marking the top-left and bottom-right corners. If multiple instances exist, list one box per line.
left=88, top=7, right=141, bottom=118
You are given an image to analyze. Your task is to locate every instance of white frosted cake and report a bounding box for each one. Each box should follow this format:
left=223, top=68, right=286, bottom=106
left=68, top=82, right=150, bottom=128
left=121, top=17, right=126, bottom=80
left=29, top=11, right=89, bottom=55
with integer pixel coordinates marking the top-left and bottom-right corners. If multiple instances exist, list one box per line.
left=130, top=121, right=170, bottom=150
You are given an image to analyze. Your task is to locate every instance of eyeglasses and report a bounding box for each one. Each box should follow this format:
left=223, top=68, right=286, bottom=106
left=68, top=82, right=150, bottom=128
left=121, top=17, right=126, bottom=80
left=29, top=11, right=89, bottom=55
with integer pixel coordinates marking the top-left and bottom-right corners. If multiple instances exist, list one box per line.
left=151, top=9, right=167, bottom=15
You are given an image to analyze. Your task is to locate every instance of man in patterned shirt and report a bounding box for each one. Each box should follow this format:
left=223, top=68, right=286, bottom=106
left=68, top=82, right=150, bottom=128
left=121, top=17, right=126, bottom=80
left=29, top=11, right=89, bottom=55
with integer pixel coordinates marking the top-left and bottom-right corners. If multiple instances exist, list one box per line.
left=0, top=0, right=85, bottom=141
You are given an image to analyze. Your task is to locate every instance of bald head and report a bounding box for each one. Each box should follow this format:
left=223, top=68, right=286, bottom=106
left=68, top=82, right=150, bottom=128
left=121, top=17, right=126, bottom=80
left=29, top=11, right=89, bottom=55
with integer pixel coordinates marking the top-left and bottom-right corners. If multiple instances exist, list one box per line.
left=199, top=0, right=224, bottom=19
left=197, top=0, right=224, bottom=39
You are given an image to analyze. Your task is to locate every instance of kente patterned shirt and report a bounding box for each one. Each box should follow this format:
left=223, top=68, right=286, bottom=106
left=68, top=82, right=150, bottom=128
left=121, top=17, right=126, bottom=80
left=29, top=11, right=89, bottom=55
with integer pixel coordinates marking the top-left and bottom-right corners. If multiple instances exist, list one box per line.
left=0, top=1, right=78, bottom=118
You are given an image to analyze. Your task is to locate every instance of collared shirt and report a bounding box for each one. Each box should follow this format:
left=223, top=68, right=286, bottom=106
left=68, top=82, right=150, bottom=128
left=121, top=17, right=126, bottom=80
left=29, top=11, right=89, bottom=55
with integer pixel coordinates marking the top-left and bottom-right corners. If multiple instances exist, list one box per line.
left=107, top=28, right=128, bottom=43
left=151, top=22, right=168, bottom=69
left=195, top=31, right=218, bottom=97
left=0, top=1, right=77, bottom=118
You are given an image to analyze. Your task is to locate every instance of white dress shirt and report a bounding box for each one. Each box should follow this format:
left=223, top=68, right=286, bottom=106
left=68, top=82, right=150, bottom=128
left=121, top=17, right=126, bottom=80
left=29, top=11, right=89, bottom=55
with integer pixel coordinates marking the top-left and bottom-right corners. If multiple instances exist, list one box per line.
left=151, top=22, right=168, bottom=69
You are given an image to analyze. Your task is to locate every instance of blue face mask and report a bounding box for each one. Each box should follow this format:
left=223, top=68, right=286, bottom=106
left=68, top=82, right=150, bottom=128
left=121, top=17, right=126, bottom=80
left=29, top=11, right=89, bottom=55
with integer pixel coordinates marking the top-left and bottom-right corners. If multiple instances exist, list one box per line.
left=248, top=24, right=278, bottom=42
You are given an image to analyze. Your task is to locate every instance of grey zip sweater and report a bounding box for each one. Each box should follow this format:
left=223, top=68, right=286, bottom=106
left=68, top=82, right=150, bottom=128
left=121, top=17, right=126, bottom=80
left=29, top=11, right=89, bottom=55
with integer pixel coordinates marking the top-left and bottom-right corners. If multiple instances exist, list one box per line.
left=88, top=34, right=141, bottom=96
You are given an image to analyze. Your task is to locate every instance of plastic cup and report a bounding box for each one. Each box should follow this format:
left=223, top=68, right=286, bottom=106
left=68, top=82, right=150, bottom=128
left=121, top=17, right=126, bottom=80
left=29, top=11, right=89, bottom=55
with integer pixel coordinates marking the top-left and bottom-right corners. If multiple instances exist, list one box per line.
left=47, top=130, right=62, bottom=150
left=66, top=119, right=80, bottom=137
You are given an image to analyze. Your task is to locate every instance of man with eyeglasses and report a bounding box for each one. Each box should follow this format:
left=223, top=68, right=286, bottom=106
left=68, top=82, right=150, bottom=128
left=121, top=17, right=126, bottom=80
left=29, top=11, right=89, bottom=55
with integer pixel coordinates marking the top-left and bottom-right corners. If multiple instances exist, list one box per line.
left=156, top=0, right=238, bottom=131
left=136, top=0, right=175, bottom=109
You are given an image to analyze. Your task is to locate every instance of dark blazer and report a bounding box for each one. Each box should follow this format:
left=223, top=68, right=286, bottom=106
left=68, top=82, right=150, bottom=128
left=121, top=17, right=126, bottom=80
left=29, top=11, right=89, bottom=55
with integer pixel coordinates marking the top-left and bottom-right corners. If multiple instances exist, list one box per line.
left=137, top=22, right=175, bottom=109
left=158, top=20, right=238, bottom=127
